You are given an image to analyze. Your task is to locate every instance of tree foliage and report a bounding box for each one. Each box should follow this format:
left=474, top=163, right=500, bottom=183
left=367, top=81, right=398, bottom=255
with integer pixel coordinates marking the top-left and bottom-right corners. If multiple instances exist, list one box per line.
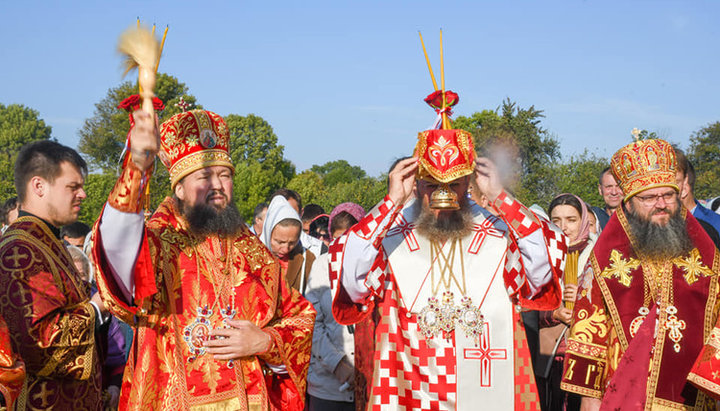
left=454, top=99, right=561, bottom=207
left=0, top=104, right=53, bottom=201
left=225, top=114, right=295, bottom=219
left=687, top=122, right=720, bottom=200
left=551, top=151, right=608, bottom=210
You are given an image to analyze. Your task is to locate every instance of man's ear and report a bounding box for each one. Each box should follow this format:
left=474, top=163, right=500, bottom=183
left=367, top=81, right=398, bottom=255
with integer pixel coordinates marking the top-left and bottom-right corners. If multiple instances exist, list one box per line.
left=29, top=176, right=45, bottom=198
left=174, top=182, right=185, bottom=201
left=680, top=176, right=691, bottom=200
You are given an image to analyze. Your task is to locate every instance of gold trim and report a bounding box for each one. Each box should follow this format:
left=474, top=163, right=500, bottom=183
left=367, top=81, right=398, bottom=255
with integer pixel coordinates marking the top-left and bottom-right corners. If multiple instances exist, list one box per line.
left=592, top=253, right=630, bottom=351
left=169, top=150, right=234, bottom=188
left=559, top=381, right=602, bottom=398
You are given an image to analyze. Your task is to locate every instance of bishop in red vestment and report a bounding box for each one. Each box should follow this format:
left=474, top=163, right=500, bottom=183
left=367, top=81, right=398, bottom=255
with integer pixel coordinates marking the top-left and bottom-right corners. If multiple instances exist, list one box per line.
left=561, top=137, right=720, bottom=410
left=93, top=107, right=315, bottom=410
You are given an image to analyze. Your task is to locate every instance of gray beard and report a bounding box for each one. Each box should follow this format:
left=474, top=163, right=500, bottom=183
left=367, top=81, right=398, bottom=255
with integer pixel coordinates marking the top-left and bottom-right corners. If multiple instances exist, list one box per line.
left=625, top=206, right=693, bottom=260
left=415, top=202, right=474, bottom=242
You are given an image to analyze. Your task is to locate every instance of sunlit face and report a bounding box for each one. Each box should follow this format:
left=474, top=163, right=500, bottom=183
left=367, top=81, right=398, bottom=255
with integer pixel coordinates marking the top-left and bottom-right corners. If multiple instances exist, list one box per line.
left=626, top=187, right=679, bottom=226
left=416, top=176, right=470, bottom=217
left=175, top=166, right=233, bottom=210
left=302, top=220, right=311, bottom=234
left=253, top=207, right=267, bottom=234
left=598, top=171, right=622, bottom=209
left=551, top=204, right=582, bottom=244
left=45, top=162, right=86, bottom=227
left=270, top=224, right=301, bottom=260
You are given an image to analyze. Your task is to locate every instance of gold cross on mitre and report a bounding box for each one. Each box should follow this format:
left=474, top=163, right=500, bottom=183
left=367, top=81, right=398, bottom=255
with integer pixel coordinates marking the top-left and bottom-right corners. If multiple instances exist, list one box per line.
left=631, top=127, right=641, bottom=141
left=599, top=249, right=640, bottom=287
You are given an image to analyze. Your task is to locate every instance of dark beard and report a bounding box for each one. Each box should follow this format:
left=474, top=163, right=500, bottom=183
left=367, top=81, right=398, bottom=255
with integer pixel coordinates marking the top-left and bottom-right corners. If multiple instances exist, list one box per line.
left=179, top=199, right=246, bottom=238
left=626, top=206, right=693, bottom=260
left=415, top=201, right=473, bottom=242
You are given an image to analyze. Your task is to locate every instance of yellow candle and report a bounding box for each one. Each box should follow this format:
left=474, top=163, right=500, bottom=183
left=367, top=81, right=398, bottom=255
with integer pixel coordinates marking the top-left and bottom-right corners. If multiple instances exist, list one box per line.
left=439, top=29, right=448, bottom=129
left=418, top=32, right=438, bottom=91
left=155, top=26, right=168, bottom=74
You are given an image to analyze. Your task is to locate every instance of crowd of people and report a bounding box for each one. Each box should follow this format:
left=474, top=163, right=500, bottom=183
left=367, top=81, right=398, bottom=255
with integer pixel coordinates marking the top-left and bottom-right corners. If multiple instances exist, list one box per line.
left=0, top=99, right=719, bottom=411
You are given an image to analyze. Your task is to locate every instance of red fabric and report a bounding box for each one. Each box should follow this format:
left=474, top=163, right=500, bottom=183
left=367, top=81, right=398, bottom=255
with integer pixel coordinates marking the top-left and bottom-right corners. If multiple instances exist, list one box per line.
left=117, top=94, right=165, bottom=112
left=133, top=229, right=157, bottom=304
left=600, top=305, right=656, bottom=410
left=424, top=90, right=459, bottom=111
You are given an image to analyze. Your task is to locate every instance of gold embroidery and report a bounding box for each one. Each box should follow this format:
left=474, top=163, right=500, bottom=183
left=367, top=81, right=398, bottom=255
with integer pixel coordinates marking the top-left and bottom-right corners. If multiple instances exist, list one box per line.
left=599, top=250, right=640, bottom=287
left=673, top=248, right=714, bottom=285
left=569, top=307, right=609, bottom=342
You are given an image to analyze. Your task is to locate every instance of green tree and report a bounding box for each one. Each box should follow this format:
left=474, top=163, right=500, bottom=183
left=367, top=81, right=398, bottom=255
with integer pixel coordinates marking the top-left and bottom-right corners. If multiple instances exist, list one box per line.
left=687, top=122, right=720, bottom=200
left=551, top=151, right=608, bottom=209
left=310, top=160, right=367, bottom=187
left=77, top=73, right=201, bottom=218
left=454, top=99, right=561, bottom=207
left=225, top=114, right=295, bottom=219
left=287, top=171, right=327, bottom=207
left=0, top=103, right=53, bottom=201
left=324, top=177, right=387, bottom=213
left=78, top=173, right=117, bottom=226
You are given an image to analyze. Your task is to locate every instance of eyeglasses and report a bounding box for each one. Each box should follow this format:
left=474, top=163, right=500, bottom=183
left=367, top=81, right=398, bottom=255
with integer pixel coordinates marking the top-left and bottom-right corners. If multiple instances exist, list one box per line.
left=634, top=191, right=677, bottom=206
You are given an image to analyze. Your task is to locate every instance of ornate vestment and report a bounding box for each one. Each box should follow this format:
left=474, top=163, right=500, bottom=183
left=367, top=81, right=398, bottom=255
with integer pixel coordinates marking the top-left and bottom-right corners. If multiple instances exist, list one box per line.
left=561, top=208, right=719, bottom=410
left=0, top=216, right=102, bottom=410
left=330, top=193, right=565, bottom=411
left=0, top=314, right=25, bottom=409
left=93, top=165, right=315, bottom=411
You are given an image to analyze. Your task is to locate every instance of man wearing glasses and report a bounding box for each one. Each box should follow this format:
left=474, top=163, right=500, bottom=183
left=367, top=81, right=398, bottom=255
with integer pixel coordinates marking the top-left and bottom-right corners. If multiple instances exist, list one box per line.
left=561, top=137, right=720, bottom=410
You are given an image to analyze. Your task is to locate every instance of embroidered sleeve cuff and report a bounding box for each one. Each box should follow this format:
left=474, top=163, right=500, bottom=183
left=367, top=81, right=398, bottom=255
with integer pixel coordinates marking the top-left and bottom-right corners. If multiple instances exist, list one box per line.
left=492, top=191, right=541, bottom=238
left=108, top=161, right=151, bottom=214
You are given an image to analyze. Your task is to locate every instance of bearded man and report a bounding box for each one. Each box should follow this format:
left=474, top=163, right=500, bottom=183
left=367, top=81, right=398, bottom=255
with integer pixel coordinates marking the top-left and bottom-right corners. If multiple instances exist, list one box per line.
left=92, top=106, right=315, bottom=410
left=561, top=138, right=720, bottom=410
left=329, top=127, right=566, bottom=411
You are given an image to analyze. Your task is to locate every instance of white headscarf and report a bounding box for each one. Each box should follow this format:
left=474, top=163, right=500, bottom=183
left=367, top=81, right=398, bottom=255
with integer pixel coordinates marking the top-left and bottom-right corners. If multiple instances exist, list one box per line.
left=260, top=196, right=302, bottom=249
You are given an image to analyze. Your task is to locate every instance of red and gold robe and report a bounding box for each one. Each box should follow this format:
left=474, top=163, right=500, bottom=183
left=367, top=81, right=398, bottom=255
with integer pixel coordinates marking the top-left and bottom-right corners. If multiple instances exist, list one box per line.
left=93, top=164, right=315, bottom=411
left=0, top=314, right=25, bottom=409
left=561, top=207, right=719, bottom=410
left=0, top=217, right=102, bottom=410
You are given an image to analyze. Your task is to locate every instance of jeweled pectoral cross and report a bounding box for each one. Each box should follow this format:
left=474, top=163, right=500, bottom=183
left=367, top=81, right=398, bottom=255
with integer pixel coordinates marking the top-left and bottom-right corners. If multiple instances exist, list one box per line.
left=665, top=308, right=686, bottom=353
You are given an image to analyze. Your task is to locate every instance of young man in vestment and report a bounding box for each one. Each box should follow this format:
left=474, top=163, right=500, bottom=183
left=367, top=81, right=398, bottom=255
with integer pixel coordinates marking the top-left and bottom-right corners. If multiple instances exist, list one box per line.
left=0, top=141, right=106, bottom=410
left=329, top=112, right=566, bottom=410
left=92, top=107, right=315, bottom=410
left=560, top=137, right=720, bottom=409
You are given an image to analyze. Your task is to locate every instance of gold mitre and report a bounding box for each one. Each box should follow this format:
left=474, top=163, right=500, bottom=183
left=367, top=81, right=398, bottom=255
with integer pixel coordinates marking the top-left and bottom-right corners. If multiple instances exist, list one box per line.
left=610, top=128, right=678, bottom=202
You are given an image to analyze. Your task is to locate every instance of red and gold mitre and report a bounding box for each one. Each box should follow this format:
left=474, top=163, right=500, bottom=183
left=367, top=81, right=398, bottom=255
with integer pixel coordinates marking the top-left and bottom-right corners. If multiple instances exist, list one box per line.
left=414, top=127, right=476, bottom=183
left=610, top=137, right=678, bottom=201
left=159, top=109, right=234, bottom=188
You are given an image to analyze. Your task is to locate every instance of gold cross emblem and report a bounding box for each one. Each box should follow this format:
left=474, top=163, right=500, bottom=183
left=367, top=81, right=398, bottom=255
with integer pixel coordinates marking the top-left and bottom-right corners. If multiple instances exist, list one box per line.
left=4, top=246, right=29, bottom=268
left=599, top=250, right=640, bottom=287
left=674, top=248, right=714, bottom=285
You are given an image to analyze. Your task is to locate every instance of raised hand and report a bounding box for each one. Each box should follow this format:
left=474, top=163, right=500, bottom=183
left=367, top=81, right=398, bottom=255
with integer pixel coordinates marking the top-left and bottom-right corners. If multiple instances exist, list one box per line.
left=388, top=157, right=419, bottom=206
left=129, top=109, right=160, bottom=171
left=473, top=157, right=504, bottom=203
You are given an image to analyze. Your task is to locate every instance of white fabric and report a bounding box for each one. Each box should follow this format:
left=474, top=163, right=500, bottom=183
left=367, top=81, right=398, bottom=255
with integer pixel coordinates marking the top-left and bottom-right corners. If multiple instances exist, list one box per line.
left=305, top=253, right=355, bottom=402
left=98, top=205, right=145, bottom=301
left=260, top=196, right=302, bottom=249
left=301, top=231, right=324, bottom=257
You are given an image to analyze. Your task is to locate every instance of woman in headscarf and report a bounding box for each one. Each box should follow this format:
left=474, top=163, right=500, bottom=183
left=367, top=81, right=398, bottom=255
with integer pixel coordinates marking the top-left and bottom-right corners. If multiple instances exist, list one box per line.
left=260, top=196, right=315, bottom=295
left=538, top=193, right=597, bottom=411
left=304, top=202, right=365, bottom=411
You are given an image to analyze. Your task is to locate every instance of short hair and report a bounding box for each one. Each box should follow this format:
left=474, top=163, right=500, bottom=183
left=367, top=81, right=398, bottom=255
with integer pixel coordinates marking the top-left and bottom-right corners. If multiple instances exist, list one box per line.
left=15, top=140, right=87, bottom=202
left=61, top=221, right=91, bottom=239
left=301, top=204, right=325, bottom=222
left=270, top=189, right=302, bottom=211
left=674, top=148, right=696, bottom=191
left=1, top=197, right=18, bottom=225
left=309, top=215, right=329, bottom=239
left=598, top=166, right=612, bottom=186
left=330, top=211, right=360, bottom=235
left=276, top=218, right=302, bottom=230
left=711, top=197, right=720, bottom=212
left=253, top=202, right=268, bottom=222
left=548, top=193, right=583, bottom=217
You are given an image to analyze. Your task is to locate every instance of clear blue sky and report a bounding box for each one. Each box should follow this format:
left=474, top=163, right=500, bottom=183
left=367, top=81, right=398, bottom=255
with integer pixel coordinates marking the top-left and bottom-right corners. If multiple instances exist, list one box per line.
left=2, top=1, right=719, bottom=176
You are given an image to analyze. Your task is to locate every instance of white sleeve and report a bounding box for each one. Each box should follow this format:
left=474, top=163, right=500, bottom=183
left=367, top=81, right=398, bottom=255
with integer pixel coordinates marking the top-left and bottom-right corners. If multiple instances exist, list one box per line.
left=98, top=205, right=145, bottom=301
left=517, top=229, right=553, bottom=297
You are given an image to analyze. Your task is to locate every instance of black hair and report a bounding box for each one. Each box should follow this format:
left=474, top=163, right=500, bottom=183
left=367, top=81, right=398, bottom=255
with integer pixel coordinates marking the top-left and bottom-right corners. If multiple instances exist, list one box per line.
left=15, top=140, right=87, bottom=202
left=60, top=221, right=91, bottom=239
left=270, top=188, right=302, bottom=212
left=1, top=197, right=18, bottom=225
left=253, top=202, right=268, bottom=222
left=330, top=211, right=359, bottom=236
left=302, top=204, right=325, bottom=222
left=309, top=215, right=330, bottom=239
left=548, top=194, right=583, bottom=217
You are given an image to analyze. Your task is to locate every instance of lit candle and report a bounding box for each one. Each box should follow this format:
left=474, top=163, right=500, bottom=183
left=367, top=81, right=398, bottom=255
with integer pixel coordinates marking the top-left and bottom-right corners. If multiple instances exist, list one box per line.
left=418, top=32, right=438, bottom=91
